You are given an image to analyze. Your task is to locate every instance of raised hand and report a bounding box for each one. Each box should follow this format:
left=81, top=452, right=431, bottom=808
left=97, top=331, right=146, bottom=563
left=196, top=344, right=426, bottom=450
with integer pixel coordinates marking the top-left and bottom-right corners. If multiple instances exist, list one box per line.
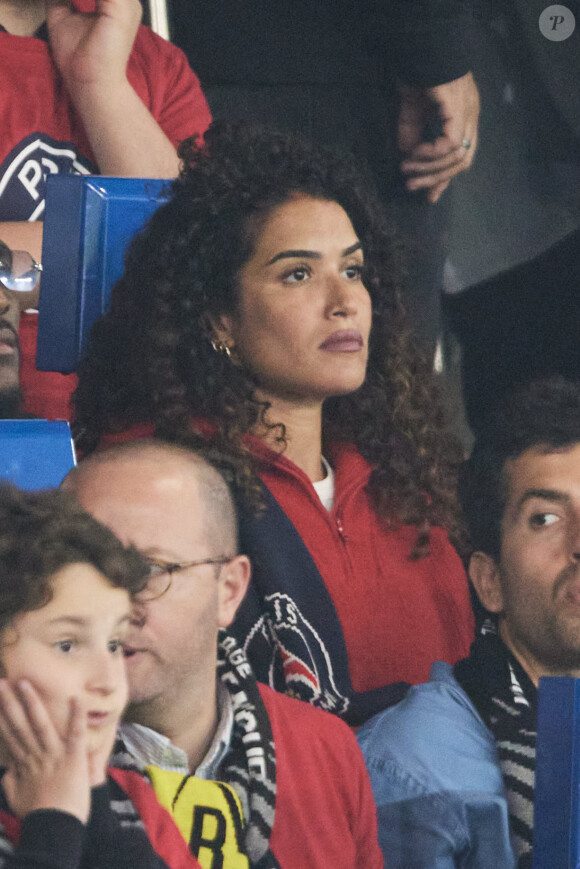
left=0, top=680, right=91, bottom=823
left=44, top=0, right=179, bottom=177
left=45, top=0, right=142, bottom=92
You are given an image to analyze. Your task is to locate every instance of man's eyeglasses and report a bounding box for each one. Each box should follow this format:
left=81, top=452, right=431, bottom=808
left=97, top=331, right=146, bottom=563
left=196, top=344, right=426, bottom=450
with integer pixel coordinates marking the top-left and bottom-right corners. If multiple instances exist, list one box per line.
left=0, top=242, right=43, bottom=293
left=138, top=556, right=233, bottom=601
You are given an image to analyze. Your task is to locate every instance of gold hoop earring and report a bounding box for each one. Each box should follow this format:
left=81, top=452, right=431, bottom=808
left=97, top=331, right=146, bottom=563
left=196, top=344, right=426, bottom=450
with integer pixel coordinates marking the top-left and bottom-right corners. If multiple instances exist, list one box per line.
left=210, top=338, right=234, bottom=360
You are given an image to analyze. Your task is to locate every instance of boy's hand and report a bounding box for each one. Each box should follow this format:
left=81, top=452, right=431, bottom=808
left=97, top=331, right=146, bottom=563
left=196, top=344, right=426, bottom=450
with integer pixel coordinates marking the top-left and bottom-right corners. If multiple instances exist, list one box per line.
left=0, top=681, right=91, bottom=823
left=46, top=0, right=142, bottom=93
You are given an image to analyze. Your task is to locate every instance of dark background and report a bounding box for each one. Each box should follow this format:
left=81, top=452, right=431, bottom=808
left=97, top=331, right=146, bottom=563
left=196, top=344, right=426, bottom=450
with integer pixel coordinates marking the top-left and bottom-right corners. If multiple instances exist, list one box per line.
left=143, top=0, right=580, bottom=436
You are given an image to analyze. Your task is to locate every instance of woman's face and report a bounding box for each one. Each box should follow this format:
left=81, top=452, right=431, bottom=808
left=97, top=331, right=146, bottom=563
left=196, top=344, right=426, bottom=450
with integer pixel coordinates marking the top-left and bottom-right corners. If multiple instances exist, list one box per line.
left=213, top=195, right=372, bottom=407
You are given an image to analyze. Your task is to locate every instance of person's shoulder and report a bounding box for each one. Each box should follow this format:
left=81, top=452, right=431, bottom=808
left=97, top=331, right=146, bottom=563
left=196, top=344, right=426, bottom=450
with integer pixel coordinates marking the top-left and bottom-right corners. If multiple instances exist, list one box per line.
left=259, top=683, right=348, bottom=724
left=358, top=663, right=502, bottom=796
left=127, top=24, right=199, bottom=91
left=359, top=662, right=477, bottom=743
left=258, top=686, right=374, bottom=802
left=258, top=684, right=359, bottom=745
left=130, top=24, right=190, bottom=66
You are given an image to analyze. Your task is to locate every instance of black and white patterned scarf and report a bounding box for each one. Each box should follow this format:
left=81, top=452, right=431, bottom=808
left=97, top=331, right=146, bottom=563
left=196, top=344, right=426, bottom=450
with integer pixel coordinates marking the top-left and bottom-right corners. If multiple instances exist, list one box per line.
left=454, top=623, right=537, bottom=868
left=216, top=631, right=279, bottom=868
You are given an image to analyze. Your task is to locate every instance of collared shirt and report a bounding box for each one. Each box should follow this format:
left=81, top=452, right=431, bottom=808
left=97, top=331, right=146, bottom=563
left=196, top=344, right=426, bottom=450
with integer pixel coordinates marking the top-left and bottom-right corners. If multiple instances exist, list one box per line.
left=358, top=661, right=516, bottom=869
left=119, top=680, right=234, bottom=779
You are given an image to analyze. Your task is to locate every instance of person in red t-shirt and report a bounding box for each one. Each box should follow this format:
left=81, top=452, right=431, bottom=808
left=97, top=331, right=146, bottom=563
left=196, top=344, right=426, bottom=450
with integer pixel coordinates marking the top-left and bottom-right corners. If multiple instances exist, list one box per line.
left=0, top=0, right=211, bottom=419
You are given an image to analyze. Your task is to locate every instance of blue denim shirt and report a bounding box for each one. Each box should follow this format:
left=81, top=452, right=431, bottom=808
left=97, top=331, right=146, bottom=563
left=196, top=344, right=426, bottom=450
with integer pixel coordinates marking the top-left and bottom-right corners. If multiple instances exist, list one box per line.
left=357, top=662, right=516, bottom=869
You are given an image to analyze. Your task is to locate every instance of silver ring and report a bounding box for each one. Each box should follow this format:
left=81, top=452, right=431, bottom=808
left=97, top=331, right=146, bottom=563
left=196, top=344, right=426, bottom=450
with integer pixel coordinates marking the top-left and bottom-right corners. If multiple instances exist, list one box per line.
left=462, top=138, right=472, bottom=149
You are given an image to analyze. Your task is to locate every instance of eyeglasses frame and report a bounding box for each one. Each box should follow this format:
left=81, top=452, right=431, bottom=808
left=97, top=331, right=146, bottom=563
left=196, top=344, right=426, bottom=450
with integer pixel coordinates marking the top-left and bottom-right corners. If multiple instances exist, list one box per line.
left=139, top=555, right=233, bottom=601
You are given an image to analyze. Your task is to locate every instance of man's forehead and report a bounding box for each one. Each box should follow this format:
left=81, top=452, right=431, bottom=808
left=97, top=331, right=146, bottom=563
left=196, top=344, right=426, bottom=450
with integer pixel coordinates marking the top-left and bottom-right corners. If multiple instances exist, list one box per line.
left=70, top=451, right=202, bottom=517
left=71, top=456, right=206, bottom=554
left=502, top=442, right=580, bottom=506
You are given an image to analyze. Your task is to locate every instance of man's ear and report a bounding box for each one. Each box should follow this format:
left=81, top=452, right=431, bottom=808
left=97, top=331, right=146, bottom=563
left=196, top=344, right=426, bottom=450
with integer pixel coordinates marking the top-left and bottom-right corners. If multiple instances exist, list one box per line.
left=217, top=555, right=251, bottom=628
left=468, top=551, right=504, bottom=614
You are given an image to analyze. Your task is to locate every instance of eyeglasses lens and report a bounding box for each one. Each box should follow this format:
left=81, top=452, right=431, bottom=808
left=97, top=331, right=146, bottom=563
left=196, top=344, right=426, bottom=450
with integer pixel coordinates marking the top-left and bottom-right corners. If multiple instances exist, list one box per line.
left=139, top=566, right=172, bottom=601
left=0, top=250, right=42, bottom=292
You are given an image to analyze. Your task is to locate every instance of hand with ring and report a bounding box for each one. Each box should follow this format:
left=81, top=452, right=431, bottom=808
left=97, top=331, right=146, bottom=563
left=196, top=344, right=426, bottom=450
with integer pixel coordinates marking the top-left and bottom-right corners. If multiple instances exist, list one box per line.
left=398, top=71, right=480, bottom=203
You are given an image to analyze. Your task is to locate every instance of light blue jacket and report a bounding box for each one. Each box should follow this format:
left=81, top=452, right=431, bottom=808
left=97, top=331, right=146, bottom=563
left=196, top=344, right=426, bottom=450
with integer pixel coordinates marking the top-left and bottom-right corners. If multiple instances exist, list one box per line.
left=357, top=661, right=516, bottom=869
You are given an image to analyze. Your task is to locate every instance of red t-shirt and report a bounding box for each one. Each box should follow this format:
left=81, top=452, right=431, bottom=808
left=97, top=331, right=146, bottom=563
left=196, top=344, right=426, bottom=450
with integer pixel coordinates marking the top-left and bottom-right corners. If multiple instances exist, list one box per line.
left=0, top=14, right=211, bottom=418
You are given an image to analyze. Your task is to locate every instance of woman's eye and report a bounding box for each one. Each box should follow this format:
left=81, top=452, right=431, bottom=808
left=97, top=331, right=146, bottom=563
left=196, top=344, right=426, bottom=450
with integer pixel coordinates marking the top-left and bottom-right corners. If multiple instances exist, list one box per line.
left=343, top=264, right=363, bottom=280
left=282, top=266, right=310, bottom=284
left=530, top=512, right=560, bottom=528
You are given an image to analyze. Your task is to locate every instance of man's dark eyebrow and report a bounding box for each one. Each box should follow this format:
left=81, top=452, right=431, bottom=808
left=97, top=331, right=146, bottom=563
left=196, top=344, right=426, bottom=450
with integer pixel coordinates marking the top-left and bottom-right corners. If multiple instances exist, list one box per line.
left=516, top=488, right=571, bottom=511
left=266, top=241, right=363, bottom=266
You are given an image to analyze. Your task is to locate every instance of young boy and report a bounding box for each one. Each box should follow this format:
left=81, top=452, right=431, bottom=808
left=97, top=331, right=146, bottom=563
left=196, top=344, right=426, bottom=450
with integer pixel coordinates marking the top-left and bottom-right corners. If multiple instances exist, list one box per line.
left=0, top=482, right=202, bottom=869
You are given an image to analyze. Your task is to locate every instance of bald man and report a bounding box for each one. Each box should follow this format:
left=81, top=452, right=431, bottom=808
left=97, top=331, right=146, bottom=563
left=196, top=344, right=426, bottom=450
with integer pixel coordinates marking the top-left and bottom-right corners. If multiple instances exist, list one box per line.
left=65, top=441, right=383, bottom=869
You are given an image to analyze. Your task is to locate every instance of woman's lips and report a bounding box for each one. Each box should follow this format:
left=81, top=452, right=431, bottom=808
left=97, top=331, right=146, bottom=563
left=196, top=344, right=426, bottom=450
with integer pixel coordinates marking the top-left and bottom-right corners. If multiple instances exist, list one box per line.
left=319, top=329, right=363, bottom=352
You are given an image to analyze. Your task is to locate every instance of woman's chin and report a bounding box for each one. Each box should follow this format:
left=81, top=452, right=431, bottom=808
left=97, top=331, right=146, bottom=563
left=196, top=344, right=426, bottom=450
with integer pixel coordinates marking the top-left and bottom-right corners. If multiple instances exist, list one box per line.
left=325, top=374, right=368, bottom=399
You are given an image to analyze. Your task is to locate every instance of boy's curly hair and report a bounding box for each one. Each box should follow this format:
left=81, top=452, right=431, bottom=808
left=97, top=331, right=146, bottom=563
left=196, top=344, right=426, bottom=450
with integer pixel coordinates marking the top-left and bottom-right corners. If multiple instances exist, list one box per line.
left=0, top=483, right=147, bottom=633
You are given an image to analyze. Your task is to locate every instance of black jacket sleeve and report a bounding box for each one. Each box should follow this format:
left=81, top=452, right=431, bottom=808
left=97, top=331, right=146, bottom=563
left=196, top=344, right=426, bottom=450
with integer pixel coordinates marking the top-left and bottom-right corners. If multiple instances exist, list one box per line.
left=388, top=0, right=474, bottom=86
left=3, top=810, right=85, bottom=869
left=83, top=778, right=178, bottom=869
left=0, top=779, right=172, bottom=869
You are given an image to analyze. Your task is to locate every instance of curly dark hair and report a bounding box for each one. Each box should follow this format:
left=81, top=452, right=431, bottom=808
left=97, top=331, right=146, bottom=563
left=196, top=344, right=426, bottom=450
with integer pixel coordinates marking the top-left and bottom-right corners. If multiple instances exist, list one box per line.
left=0, top=483, right=148, bottom=634
left=74, top=121, right=462, bottom=552
left=459, top=377, right=580, bottom=559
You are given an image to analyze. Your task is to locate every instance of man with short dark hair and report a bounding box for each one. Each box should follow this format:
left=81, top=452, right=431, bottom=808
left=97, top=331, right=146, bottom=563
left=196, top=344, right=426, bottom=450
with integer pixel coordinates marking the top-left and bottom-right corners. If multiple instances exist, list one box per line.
left=358, top=377, right=580, bottom=869
left=65, top=441, right=383, bottom=869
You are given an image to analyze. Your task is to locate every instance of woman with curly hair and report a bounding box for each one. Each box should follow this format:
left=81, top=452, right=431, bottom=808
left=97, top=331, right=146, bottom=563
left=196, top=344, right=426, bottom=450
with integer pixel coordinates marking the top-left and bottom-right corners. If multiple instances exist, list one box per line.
left=74, top=121, right=474, bottom=725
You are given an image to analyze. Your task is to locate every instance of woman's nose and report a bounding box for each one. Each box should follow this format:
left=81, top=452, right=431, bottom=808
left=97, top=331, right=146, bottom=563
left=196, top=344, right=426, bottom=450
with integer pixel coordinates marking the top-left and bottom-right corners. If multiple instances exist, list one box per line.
left=326, top=275, right=357, bottom=318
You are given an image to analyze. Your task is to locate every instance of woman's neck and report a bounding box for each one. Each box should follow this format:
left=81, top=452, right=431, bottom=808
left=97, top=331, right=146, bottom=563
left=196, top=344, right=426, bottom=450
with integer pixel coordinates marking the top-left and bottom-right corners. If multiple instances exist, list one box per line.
left=258, top=397, right=325, bottom=482
left=0, top=1, right=45, bottom=36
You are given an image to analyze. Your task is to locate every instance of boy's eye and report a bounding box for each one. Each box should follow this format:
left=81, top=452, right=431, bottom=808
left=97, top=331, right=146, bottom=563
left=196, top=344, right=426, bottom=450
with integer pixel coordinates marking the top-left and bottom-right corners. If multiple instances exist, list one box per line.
left=56, top=640, right=75, bottom=653
left=108, top=639, right=124, bottom=654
